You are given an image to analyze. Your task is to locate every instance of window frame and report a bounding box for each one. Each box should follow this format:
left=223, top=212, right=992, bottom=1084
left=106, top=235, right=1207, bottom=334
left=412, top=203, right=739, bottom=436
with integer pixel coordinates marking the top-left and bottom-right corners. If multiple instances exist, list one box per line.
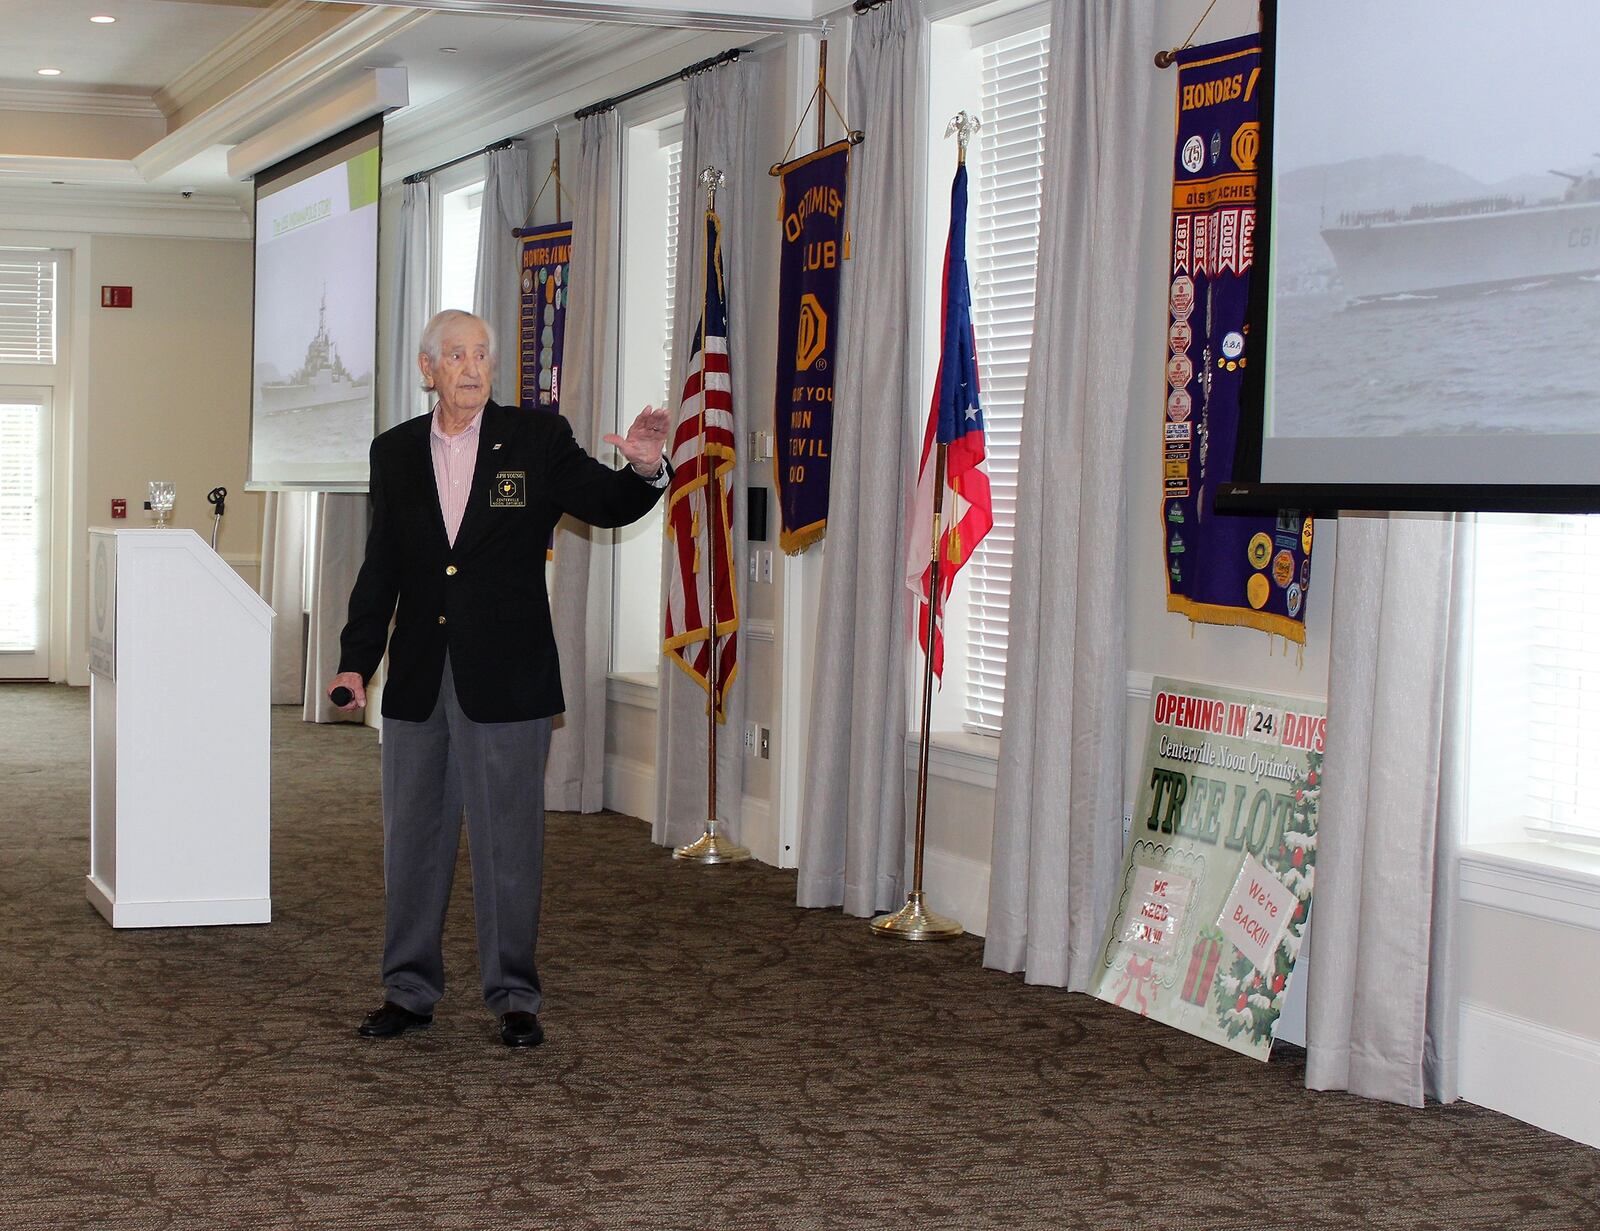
left=610, top=98, right=687, bottom=678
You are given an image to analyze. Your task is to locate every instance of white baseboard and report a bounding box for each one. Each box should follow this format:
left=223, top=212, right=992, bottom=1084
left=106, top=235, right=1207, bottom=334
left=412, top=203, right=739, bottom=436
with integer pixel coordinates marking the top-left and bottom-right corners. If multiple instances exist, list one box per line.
left=738, top=794, right=778, bottom=866
left=922, top=846, right=990, bottom=938
left=604, top=754, right=655, bottom=825
left=86, top=876, right=271, bottom=928
left=1459, top=999, right=1600, bottom=1149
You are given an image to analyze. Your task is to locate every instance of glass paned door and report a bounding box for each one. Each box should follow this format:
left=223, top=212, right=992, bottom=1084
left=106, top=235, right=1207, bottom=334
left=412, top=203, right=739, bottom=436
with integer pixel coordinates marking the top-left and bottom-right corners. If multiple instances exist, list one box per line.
left=0, top=391, right=51, bottom=678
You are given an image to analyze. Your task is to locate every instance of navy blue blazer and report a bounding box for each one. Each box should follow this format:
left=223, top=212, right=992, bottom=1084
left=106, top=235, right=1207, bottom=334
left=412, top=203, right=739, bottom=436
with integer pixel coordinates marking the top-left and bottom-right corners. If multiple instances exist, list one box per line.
left=338, top=400, right=665, bottom=723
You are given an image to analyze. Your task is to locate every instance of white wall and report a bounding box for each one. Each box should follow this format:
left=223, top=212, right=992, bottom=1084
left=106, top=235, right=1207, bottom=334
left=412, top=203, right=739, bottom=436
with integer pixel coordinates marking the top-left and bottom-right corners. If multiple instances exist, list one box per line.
left=81, top=236, right=263, bottom=672
left=0, top=224, right=261, bottom=685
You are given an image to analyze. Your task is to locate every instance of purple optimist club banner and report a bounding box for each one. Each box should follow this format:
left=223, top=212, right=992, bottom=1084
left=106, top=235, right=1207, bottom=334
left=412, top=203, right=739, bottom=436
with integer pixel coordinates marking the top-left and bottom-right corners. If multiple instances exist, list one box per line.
left=1164, top=36, right=1310, bottom=642
left=773, top=141, right=850, bottom=554
left=515, top=222, right=571, bottom=415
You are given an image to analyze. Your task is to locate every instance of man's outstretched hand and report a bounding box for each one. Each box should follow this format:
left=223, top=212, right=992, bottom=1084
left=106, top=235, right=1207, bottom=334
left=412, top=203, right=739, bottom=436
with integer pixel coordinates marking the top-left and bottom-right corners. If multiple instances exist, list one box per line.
left=603, top=405, right=670, bottom=476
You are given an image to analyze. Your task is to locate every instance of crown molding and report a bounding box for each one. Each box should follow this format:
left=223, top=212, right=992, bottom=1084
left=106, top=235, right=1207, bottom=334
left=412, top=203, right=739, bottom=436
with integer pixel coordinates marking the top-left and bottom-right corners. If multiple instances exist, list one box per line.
left=381, top=24, right=729, bottom=180
left=0, top=184, right=250, bottom=241
left=0, top=156, right=144, bottom=186
left=134, top=6, right=430, bottom=183
left=153, top=0, right=328, bottom=120
left=0, top=87, right=165, bottom=121
left=358, top=0, right=826, bottom=32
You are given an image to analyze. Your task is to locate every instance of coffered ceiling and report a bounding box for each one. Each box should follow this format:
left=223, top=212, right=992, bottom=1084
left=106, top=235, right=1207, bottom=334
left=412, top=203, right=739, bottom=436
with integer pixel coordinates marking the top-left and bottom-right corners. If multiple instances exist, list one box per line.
left=0, top=0, right=823, bottom=231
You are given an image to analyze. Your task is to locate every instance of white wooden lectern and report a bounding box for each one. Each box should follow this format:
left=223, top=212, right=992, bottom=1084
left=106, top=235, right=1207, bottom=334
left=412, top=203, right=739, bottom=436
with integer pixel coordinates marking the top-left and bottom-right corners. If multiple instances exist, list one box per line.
left=87, top=528, right=273, bottom=927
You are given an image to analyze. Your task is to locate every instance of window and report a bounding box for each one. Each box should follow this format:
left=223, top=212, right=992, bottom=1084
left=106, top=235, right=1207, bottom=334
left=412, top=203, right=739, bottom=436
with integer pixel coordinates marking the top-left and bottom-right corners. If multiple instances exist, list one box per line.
left=0, top=251, right=57, bottom=364
left=612, top=114, right=685, bottom=676
left=433, top=164, right=484, bottom=316
left=1, top=248, right=64, bottom=680
left=923, top=14, right=1050, bottom=733
left=0, top=394, right=49, bottom=665
left=1470, top=515, right=1600, bottom=849
left=963, top=22, right=1050, bottom=732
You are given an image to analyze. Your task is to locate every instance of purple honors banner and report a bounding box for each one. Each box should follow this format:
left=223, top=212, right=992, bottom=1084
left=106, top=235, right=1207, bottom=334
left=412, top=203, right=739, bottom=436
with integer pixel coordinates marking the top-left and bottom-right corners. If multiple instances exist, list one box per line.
left=773, top=141, right=850, bottom=555
left=1164, top=36, right=1311, bottom=642
left=516, top=223, right=570, bottom=413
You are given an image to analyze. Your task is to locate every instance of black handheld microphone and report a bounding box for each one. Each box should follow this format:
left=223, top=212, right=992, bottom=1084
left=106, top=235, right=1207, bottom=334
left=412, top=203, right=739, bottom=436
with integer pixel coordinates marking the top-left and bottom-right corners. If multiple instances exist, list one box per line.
left=330, top=686, right=355, bottom=707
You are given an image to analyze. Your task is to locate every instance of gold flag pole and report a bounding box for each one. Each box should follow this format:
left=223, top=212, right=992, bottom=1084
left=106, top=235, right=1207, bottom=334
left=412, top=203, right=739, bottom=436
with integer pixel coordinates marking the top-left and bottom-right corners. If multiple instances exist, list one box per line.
left=676, top=165, right=750, bottom=865
left=815, top=34, right=829, bottom=150
left=870, top=112, right=982, bottom=942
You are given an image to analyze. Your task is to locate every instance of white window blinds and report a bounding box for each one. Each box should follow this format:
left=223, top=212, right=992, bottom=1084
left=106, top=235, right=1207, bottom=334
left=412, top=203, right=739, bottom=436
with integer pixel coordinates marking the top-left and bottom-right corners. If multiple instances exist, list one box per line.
left=1473, top=514, right=1600, bottom=845
left=0, top=252, right=57, bottom=365
left=965, top=25, right=1051, bottom=732
left=0, top=400, right=45, bottom=651
left=662, top=138, right=684, bottom=406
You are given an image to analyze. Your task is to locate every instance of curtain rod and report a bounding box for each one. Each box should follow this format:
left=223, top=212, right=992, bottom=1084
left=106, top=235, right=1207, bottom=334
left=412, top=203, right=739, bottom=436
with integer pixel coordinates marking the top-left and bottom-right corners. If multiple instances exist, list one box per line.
left=574, top=46, right=750, bottom=120
left=401, top=43, right=755, bottom=184
left=852, top=0, right=891, bottom=13
left=403, top=136, right=519, bottom=186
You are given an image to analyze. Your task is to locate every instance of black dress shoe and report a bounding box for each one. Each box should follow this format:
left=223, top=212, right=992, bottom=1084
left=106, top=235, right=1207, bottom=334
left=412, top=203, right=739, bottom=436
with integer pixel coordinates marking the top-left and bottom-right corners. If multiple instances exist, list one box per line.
left=357, top=1001, right=432, bottom=1038
left=499, top=1011, right=544, bottom=1048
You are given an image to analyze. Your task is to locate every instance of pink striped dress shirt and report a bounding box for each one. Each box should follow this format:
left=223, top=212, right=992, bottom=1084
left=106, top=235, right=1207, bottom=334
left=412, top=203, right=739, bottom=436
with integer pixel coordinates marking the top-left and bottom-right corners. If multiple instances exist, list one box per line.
left=430, top=408, right=482, bottom=546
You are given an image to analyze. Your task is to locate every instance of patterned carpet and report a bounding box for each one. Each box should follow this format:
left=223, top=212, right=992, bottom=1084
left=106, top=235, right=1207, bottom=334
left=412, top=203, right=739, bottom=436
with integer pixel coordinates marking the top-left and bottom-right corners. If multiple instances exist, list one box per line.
left=2, top=683, right=1597, bottom=1230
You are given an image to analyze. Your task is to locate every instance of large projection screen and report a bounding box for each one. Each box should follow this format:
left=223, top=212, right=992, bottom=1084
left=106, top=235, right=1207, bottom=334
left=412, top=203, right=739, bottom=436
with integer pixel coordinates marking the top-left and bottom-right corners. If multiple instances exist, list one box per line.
left=247, top=117, right=381, bottom=491
left=1231, top=0, right=1600, bottom=511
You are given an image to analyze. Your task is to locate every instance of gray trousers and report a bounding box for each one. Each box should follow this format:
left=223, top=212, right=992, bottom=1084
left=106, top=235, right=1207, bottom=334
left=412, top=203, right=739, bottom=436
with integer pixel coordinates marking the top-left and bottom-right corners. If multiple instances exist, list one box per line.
left=379, top=656, right=553, bottom=1016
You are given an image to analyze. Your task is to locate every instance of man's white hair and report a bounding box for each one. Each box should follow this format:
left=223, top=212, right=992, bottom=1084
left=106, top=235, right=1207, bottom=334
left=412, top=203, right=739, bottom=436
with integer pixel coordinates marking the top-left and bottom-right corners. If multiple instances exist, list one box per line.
left=419, top=309, right=495, bottom=390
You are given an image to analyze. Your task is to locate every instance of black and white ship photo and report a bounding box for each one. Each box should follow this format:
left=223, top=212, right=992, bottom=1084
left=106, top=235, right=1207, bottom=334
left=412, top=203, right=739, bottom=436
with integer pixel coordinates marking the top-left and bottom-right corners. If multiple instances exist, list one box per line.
left=1267, top=0, right=1600, bottom=444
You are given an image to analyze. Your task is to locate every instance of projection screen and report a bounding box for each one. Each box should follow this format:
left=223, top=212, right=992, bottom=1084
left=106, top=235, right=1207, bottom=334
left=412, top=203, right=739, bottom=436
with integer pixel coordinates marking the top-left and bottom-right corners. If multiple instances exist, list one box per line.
left=1229, top=0, right=1600, bottom=511
left=247, top=117, right=381, bottom=491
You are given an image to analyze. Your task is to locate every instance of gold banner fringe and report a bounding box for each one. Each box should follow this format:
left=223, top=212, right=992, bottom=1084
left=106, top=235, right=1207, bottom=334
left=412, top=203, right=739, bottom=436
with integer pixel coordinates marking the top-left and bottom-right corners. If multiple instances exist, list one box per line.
left=1166, top=594, right=1307, bottom=646
left=779, top=522, right=826, bottom=556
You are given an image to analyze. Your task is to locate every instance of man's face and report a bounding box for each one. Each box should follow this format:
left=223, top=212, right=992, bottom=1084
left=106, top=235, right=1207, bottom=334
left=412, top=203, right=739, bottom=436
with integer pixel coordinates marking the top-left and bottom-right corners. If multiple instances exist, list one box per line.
left=421, top=320, right=492, bottom=418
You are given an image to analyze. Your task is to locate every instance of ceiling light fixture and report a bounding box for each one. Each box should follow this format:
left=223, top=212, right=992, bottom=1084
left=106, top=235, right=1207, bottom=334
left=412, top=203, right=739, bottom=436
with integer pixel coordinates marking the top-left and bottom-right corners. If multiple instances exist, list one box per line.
left=439, top=47, right=459, bottom=54
left=90, top=14, right=117, bottom=23
left=37, top=68, right=63, bottom=77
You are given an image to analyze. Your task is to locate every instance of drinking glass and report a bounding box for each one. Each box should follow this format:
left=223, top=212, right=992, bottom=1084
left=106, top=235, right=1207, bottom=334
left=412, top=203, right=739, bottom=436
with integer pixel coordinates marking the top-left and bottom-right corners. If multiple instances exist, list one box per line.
left=149, top=481, right=176, bottom=528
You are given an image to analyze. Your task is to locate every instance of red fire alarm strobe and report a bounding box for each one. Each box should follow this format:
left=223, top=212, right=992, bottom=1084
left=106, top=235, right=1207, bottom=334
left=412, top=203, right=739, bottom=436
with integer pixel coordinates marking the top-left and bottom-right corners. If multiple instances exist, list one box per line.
left=111, top=499, right=127, bottom=519
left=101, top=286, right=133, bottom=308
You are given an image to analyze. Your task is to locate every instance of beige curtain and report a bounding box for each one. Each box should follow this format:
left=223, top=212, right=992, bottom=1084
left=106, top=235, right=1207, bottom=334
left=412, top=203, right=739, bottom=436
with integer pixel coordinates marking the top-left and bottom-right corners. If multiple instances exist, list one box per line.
left=259, top=491, right=307, bottom=705
left=983, top=0, right=1155, bottom=989
left=300, top=494, right=368, bottom=724
left=1305, top=513, right=1467, bottom=1106
left=383, top=179, right=431, bottom=433
left=795, top=0, right=928, bottom=914
left=473, top=143, right=532, bottom=401
left=545, top=111, right=622, bottom=812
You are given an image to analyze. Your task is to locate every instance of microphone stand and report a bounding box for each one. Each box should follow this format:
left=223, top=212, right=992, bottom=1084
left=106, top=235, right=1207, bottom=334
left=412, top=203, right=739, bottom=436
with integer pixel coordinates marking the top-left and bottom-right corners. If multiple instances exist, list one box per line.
left=207, top=487, right=228, bottom=550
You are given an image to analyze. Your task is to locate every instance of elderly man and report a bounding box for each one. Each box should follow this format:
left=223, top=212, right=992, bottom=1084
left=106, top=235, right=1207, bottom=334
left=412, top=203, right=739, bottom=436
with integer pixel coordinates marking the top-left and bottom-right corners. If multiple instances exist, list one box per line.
left=329, top=308, right=668, bottom=1048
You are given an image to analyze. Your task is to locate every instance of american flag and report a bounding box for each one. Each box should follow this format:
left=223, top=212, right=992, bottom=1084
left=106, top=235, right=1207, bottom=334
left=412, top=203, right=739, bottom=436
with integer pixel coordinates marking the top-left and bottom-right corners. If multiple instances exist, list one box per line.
left=906, top=159, right=993, bottom=682
left=664, top=210, right=739, bottom=718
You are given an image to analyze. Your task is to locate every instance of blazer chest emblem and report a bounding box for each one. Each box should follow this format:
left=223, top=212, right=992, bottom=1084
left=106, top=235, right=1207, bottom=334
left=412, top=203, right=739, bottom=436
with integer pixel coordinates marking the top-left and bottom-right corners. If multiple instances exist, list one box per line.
left=491, top=470, right=526, bottom=508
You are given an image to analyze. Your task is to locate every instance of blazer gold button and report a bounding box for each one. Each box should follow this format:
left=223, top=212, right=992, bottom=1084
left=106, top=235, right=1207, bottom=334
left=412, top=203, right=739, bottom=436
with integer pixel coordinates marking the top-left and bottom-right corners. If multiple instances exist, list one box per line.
left=438, top=615, right=447, bottom=625
left=445, top=565, right=457, bottom=576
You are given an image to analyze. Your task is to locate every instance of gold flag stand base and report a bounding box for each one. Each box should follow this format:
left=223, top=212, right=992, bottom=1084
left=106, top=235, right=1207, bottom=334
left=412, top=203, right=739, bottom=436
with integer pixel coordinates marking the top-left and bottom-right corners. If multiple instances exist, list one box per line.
left=673, top=825, right=751, bottom=864
left=869, top=891, right=964, bottom=941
